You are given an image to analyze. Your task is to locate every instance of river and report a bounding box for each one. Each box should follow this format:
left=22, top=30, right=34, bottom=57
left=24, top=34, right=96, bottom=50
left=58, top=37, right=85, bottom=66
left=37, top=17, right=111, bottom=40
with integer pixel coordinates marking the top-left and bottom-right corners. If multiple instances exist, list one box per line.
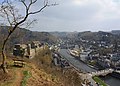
left=101, top=75, right=120, bottom=86
left=59, top=49, right=120, bottom=86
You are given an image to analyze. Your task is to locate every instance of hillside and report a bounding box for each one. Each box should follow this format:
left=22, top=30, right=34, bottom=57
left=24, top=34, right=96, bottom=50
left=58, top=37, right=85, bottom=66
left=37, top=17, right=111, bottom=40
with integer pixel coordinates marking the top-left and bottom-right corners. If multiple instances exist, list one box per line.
left=77, top=31, right=115, bottom=42
left=50, top=32, right=78, bottom=39
left=0, top=26, right=57, bottom=51
left=0, top=45, right=82, bottom=86
left=111, top=30, right=120, bottom=35
left=52, top=31, right=119, bottom=43
left=0, top=60, right=63, bottom=86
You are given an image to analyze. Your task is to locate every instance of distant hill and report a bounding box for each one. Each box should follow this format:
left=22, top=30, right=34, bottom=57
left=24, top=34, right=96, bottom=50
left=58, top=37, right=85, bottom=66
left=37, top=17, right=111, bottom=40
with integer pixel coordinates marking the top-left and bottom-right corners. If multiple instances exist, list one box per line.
left=50, top=31, right=78, bottom=39
left=111, top=30, right=120, bottom=35
left=0, top=26, right=57, bottom=51
left=50, top=31, right=120, bottom=44
left=77, top=31, right=115, bottom=42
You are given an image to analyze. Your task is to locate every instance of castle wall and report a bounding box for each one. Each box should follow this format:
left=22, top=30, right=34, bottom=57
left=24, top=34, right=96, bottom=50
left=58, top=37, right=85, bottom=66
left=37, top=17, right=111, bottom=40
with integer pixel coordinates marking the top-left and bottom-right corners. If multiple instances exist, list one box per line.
left=13, top=41, right=43, bottom=59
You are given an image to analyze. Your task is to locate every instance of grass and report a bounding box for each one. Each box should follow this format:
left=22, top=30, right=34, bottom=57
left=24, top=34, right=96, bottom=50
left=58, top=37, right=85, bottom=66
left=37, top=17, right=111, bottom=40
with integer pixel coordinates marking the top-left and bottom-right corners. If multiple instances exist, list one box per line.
left=0, top=70, right=16, bottom=86
left=92, top=76, right=107, bottom=86
left=88, top=60, right=96, bottom=66
left=32, top=47, right=82, bottom=86
left=21, top=70, right=31, bottom=86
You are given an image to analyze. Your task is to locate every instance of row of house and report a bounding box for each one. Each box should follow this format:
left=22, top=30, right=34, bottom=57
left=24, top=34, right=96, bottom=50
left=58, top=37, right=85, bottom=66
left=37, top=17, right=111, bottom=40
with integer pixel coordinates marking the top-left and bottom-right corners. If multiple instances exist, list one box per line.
left=68, top=44, right=120, bottom=69
left=97, top=53, right=120, bottom=69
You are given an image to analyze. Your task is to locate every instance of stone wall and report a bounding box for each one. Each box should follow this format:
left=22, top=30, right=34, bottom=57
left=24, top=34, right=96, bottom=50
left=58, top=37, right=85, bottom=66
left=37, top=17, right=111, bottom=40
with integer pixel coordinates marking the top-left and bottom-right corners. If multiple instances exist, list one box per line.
left=13, top=41, right=43, bottom=58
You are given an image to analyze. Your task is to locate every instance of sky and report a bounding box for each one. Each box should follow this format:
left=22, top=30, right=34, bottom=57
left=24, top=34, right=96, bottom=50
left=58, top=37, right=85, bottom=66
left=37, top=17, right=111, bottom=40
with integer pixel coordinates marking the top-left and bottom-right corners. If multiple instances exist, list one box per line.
left=1, top=0, right=120, bottom=32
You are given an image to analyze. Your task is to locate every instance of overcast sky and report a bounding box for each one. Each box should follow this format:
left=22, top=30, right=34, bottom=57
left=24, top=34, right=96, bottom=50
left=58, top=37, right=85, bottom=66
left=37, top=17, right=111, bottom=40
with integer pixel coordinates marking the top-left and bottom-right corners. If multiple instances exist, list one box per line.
left=1, top=0, right=120, bottom=32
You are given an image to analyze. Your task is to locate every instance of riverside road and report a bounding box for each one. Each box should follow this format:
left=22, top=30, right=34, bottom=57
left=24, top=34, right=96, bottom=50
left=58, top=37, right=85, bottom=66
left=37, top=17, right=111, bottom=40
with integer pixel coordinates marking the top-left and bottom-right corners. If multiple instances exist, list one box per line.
left=58, top=49, right=96, bottom=73
left=58, top=49, right=120, bottom=86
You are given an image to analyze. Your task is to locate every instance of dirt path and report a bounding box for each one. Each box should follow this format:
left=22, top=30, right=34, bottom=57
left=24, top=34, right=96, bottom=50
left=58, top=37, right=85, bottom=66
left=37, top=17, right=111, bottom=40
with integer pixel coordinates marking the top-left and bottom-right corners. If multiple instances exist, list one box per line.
left=13, top=69, right=23, bottom=86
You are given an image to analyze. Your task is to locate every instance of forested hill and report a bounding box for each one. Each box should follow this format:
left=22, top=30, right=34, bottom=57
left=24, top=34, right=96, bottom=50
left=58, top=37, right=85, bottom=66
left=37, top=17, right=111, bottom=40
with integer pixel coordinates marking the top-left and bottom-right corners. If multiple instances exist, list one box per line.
left=50, top=31, right=78, bottom=39
left=77, top=31, right=114, bottom=41
left=0, top=26, right=57, bottom=51
left=50, top=31, right=120, bottom=44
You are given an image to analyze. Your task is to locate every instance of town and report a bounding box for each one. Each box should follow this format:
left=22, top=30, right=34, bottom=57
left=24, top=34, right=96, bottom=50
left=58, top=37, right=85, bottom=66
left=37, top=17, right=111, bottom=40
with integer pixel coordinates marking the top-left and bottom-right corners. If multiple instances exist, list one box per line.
left=5, top=31, right=120, bottom=86
left=49, top=31, right=120, bottom=86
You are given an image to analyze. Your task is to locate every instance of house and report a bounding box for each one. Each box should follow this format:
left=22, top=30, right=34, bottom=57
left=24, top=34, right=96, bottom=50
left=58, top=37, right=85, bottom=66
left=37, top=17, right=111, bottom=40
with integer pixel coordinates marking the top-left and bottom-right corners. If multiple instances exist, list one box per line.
left=109, top=53, right=120, bottom=61
left=97, top=58, right=111, bottom=68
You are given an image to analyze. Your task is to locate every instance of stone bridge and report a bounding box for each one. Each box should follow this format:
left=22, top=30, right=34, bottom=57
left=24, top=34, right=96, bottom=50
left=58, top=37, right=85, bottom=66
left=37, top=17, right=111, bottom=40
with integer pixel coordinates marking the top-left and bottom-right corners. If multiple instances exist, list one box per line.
left=115, top=70, right=120, bottom=73
left=91, top=68, right=114, bottom=76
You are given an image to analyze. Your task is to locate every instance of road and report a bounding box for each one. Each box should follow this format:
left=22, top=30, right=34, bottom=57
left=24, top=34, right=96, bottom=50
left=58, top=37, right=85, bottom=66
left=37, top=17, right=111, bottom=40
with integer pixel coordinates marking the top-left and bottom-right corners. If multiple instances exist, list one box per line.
left=58, top=49, right=96, bottom=73
left=58, top=49, right=120, bottom=86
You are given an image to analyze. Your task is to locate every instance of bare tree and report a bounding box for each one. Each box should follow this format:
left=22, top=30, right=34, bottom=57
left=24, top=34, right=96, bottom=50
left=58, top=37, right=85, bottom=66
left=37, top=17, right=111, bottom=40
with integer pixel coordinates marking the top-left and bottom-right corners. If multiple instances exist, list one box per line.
left=0, top=0, right=57, bottom=73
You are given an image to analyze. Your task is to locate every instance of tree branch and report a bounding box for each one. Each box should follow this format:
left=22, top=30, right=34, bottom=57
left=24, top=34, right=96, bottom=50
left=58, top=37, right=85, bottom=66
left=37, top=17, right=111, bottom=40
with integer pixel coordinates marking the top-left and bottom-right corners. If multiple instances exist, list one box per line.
left=28, top=4, right=48, bottom=15
left=27, top=0, right=37, bottom=11
left=3, top=8, right=12, bottom=26
left=21, top=0, right=27, bottom=10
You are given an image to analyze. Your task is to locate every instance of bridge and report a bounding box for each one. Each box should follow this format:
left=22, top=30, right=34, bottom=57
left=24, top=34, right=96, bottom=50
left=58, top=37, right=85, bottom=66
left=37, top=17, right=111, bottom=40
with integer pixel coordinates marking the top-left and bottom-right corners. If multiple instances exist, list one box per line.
left=91, top=68, right=114, bottom=76
left=59, top=49, right=113, bottom=86
left=115, top=70, right=120, bottom=73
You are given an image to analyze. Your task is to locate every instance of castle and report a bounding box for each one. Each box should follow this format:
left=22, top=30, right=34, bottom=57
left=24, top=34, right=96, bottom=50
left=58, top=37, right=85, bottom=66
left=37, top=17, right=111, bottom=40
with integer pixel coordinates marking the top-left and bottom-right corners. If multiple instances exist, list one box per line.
left=13, top=41, right=43, bottom=58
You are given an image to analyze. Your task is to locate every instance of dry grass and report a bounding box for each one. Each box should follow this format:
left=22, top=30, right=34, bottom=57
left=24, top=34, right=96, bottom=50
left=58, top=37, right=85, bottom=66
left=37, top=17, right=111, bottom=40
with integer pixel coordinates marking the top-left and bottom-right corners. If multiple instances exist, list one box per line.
left=0, top=45, right=82, bottom=86
left=0, top=60, right=62, bottom=86
left=31, top=46, right=82, bottom=86
left=0, top=69, right=15, bottom=86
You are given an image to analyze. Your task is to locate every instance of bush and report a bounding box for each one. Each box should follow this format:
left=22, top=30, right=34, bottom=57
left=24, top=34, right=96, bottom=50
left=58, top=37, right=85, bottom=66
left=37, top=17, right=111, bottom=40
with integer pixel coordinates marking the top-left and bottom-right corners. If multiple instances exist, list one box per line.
left=92, top=76, right=107, bottom=86
left=21, top=70, right=31, bottom=86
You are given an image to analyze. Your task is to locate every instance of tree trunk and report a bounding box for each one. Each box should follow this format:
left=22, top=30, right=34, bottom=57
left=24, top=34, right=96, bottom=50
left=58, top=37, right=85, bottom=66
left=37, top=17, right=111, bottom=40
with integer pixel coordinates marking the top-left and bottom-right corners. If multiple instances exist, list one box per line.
left=0, top=14, right=28, bottom=73
left=1, top=36, right=9, bottom=73
left=1, top=50, right=8, bottom=73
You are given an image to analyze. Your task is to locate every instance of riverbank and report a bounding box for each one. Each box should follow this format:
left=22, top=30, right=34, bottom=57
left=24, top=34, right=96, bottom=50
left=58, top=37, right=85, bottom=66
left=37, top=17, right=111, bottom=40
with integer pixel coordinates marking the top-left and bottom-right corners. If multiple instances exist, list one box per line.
left=92, top=76, right=108, bottom=86
left=100, top=74, right=120, bottom=86
left=59, top=49, right=120, bottom=86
